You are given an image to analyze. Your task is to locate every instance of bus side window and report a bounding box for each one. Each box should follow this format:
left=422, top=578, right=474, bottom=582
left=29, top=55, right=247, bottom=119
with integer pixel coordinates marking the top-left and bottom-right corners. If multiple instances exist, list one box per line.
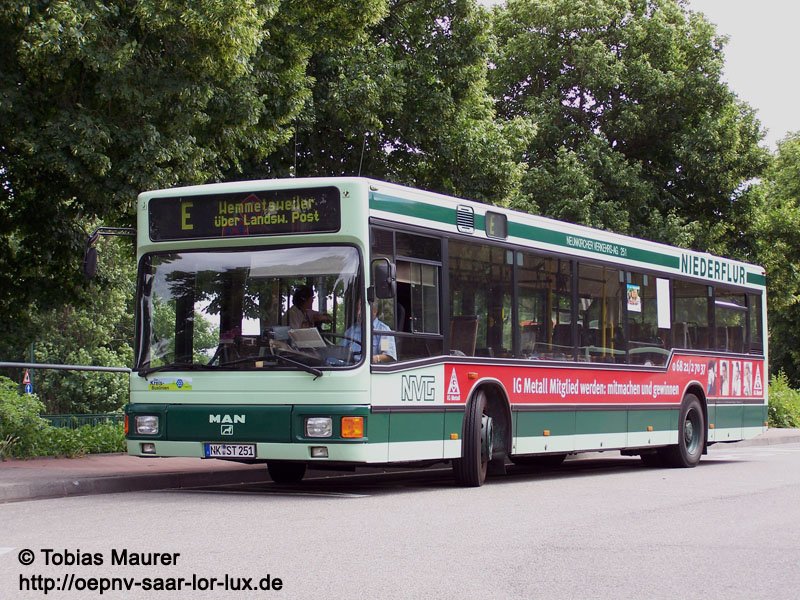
left=372, top=228, right=443, bottom=360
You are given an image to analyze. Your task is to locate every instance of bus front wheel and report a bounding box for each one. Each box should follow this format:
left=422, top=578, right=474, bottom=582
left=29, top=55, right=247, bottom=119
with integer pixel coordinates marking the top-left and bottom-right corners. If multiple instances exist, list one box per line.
left=267, top=461, right=307, bottom=484
left=453, top=390, right=492, bottom=487
left=663, top=394, right=705, bottom=468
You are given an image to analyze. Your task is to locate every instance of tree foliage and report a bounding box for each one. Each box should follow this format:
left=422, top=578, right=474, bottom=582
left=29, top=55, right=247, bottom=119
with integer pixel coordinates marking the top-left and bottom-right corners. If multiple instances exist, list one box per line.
left=247, top=0, right=534, bottom=205
left=3, top=0, right=800, bottom=396
left=747, top=133, right=800, bottom=385
left=0, top=1, right=387, bottom=313
left=19, top=236, right=135, bottom=413
left=0, top=0, right=386, bottom=362
left=489, top=0, right=768, bottom=250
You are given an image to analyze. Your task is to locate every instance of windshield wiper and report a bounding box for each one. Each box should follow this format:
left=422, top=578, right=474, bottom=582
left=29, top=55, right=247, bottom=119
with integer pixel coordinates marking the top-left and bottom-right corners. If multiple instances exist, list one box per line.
left=137, top=362, right=211, bottom=377
left=216, top=354, right=323, bottom=379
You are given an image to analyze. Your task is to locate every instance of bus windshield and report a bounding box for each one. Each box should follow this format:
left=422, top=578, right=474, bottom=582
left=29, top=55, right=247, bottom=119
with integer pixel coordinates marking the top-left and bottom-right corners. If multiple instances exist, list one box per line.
left=136, top=246, right=362, bottom=373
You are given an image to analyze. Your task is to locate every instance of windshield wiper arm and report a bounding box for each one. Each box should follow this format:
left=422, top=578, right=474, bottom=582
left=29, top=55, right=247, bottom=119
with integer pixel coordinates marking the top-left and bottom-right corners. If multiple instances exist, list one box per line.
left=276, top=354, right=323, bottom=379
left=141, top=354, right=323, bottom=380
left=216, top=353, right=323, bottom=379
left=217, top=354, right=323, bottom=379
left=137, top=362, right=210, bottom=377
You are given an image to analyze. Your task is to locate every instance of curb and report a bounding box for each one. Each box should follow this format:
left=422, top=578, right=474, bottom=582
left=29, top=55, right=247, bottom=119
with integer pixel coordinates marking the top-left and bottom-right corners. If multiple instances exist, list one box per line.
left=725, top=432, right=800, bottom=448
left=0, top=466, right=269, bottom=504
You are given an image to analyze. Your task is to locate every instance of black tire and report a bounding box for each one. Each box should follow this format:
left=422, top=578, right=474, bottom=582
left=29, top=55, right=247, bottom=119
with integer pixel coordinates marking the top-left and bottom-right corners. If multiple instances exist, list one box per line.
left=510, top=453, right=567, bottom=467
left=453, top=390, right=492, bottom=487
left=662, top=394, right=705, bottom=468
left=267, top=461, right=307, bottom=484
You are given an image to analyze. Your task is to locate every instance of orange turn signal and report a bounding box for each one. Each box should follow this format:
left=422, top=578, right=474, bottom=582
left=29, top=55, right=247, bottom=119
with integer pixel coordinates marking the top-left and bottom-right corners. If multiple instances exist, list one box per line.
left=341, top=416, right=365, bottom=438
left=124, top=414, right=129, bottom=436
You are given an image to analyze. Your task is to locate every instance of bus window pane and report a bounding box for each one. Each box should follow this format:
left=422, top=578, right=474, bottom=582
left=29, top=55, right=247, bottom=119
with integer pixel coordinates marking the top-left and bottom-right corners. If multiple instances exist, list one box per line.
left=748, top=293, right=764, bottom=354
left=371, top=228, right=394, bottom=258
left=449, top=240, right=512, bottom=357
left=578, top=264, right=623, bottom=363
left=627, top=273, right=668, bottom=366
left=715, top=289, right=746, bottom=353
left=398, top=261, right=440, bottom=335
left=396, top=232, right=441, bottom=261
left=517, top=252, right=572, bottom=359
left=673, top=280, right=710, bottom=350
left=137, top=247, right=361, bottom=371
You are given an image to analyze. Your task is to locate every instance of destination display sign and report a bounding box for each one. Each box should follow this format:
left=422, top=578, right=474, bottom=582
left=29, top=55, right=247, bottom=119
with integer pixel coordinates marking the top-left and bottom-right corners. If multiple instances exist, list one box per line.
left=148, top=186, right=340, bottom=241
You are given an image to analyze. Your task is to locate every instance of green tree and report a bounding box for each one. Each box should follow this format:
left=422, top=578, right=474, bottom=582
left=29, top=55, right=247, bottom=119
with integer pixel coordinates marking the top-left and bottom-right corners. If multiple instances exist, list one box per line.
left=248, top=0, right=534, bottom=205
left=489, top=0, right=768, bottom=249
left=27, top=236, right=135, bottom=413
left=748, top=133, right=800, bottom=385
left=0, top=0, right=386, bottom=363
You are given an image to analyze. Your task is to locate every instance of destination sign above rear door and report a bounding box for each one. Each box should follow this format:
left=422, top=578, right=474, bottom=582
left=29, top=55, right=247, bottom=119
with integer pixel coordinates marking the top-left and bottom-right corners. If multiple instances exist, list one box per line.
left=148, top=186, right=341, bottom=241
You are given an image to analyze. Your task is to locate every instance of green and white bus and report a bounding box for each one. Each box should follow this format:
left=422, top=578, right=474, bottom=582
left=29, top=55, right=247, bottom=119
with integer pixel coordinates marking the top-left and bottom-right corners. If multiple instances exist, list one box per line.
left=126, top=177, right=767, bottom=486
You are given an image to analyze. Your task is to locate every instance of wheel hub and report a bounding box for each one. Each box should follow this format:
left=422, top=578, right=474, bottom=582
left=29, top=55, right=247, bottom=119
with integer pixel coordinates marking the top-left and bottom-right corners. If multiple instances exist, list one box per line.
left=481, top=414, right=494, bottom=462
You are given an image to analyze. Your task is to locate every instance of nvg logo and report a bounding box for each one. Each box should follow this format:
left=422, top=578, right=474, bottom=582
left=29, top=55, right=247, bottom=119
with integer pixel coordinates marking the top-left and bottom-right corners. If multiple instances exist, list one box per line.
left=401, top=375, right=436, bottom=402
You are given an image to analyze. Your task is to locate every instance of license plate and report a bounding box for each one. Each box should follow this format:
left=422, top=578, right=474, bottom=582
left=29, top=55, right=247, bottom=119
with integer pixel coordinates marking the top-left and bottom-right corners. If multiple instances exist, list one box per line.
left=204, top=443, right=256, bottom=458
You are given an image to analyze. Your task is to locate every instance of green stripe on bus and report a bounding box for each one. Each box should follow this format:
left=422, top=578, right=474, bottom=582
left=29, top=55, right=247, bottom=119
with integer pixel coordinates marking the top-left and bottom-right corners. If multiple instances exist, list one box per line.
left=370, top=193, right=454, bottom=226
left=388, top=412, right=445, bottom=443
left=627, top=409, right=674, bottom=433
left=508, top=222, right=680, bottom=269
left=747, top=272, right=766, bottom=286
left=371, top=192, right=680, bottom=270
left=715, top=404, right=744, bottom=430
left=575, top=410, right=629, bottom=435
left=515, top=411, right=577, bottom=437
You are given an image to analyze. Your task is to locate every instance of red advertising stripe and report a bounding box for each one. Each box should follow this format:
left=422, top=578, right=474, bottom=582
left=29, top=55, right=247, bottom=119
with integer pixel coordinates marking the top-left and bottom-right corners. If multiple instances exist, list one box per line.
left=443, top=355, right=766, bottom=406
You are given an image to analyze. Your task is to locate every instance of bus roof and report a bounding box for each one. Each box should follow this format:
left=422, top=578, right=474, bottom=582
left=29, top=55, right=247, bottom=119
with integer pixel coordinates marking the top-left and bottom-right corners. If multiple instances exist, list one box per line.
left=139, top=176, right=766, bottom=290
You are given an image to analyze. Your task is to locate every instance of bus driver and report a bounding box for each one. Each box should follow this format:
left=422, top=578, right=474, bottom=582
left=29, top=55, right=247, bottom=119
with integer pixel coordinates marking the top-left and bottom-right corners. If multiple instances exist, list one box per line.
left=288, top=286, right=331, bottom=329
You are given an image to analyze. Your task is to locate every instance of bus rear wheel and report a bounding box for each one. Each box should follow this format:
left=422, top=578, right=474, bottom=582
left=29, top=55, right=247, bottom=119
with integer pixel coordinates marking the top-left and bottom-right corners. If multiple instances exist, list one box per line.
left=452, top=390, right=493, bottom=487
left=267, top=461, right=307, bottom=484
left=663, top=394, right=705, bottom=468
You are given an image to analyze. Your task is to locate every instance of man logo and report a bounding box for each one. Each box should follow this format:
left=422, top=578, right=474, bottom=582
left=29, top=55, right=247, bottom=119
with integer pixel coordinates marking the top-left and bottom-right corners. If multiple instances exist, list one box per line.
left=209, top=414, right=246, bottom=424
left=401, top=375, right=436, bottom=402
left=221, top=425, right=234, bottom=436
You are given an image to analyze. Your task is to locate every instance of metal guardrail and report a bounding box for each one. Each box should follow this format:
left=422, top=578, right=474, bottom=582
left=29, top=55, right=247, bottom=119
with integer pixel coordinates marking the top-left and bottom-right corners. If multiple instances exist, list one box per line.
left=41, top=414, right=124, bottom=429
left=0, top=361, right=131, bottom=373
left=0, top=362, right=130, bottom=427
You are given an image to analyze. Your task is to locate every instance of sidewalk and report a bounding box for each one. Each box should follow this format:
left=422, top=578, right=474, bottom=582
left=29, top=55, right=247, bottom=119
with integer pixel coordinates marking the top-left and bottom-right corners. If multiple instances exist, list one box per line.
left=1, top=429, right=799, bottom=504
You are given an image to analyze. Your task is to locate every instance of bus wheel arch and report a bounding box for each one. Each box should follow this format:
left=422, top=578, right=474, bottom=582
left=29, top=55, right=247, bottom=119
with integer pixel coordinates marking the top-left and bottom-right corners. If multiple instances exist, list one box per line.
left=452, top=382, right=512, bottom=487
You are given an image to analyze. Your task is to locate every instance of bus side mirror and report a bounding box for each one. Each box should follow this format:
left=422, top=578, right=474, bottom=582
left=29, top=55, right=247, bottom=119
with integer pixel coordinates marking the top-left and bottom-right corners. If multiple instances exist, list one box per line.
left=371, top=258, right=396, bottom=300
left=81, top=226, right=136, bottom=279
left=83, top=246, right=98, bottom=279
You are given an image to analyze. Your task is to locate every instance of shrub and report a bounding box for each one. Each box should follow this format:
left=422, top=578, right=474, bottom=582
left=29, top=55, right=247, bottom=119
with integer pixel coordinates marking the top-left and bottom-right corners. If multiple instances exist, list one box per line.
left=0, top=376, right=50, bottom=459
left=0, top=376, right=125, bottom=458
left=39, top=422, right=126, bottom=457
left=768, top=371, right=800, bottom=428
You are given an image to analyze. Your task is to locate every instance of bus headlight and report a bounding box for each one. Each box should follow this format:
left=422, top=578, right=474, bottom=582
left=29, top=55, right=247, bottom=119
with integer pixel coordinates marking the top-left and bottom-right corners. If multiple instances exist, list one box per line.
left=135, top=415, right=159, bottom=435
left=305, top=417, right=332, bottom=438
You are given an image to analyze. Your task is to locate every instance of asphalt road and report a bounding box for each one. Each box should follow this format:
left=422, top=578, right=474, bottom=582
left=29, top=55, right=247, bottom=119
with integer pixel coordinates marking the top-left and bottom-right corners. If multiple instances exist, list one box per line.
left=2, top=443, right=799, bottom=599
